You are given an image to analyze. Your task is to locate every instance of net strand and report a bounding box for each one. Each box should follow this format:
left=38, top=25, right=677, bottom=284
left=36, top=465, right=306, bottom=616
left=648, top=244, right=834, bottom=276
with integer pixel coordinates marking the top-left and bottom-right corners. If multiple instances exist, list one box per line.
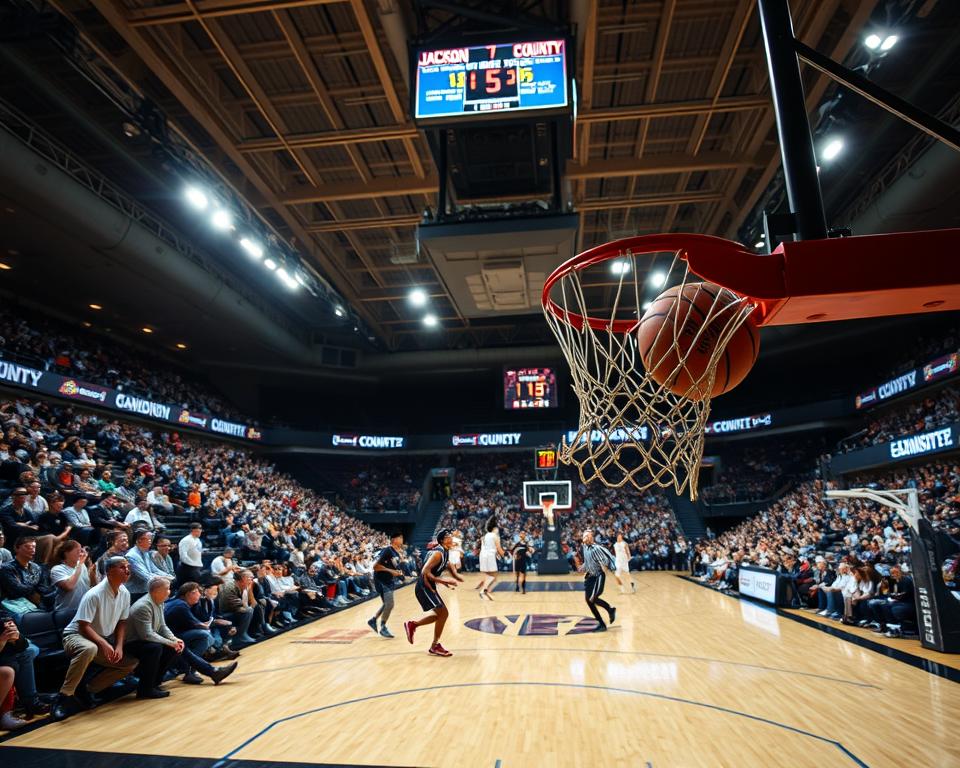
left=543, top=245, right=755, bottom=499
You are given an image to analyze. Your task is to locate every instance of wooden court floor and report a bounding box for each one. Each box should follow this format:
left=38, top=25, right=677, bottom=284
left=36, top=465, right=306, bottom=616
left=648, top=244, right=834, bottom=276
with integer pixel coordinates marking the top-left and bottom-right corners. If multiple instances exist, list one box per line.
left=4, top=573, right=960, bottom=768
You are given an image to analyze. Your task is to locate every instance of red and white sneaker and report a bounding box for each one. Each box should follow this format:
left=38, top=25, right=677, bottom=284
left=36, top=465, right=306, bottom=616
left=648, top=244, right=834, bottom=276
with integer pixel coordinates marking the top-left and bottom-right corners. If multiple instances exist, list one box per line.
left=428, top=643, right=452, bottom=657
left=404, top=621, right=416, bottom=645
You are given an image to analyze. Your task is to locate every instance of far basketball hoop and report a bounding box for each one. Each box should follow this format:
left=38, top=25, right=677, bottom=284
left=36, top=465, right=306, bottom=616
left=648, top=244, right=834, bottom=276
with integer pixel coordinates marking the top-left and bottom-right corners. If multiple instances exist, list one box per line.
left=523, top=480, right=571, bottom=575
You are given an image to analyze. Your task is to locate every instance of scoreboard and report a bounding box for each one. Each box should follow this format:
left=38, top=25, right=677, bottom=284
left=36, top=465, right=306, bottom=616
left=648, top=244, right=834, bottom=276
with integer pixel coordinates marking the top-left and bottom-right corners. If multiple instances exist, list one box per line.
left=504, top=367, right=558, bottom=409
left=413, top=39, right=569, bottom=123
left=535, top=447, right=558, bottom=470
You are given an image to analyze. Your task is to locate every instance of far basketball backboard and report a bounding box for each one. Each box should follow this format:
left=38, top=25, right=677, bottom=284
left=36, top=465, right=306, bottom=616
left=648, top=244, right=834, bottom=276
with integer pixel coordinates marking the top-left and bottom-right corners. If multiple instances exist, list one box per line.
left=522, top=480, right=572, bottom=510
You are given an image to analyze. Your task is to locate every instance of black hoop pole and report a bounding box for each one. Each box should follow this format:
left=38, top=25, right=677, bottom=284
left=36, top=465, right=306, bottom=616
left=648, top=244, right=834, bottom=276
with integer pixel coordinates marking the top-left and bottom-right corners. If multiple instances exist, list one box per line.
left=756, top=0, right=828, bottom=241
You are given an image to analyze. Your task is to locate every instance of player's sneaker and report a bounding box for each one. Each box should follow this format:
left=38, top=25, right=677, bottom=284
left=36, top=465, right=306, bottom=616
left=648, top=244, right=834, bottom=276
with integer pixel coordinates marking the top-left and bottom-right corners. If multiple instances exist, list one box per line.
left=608, top=606, right=617, bottom=625
left=367, top=617, right=378, bottom=633
left=404, top=621, right=416, bottom=645
left=429, top=643, right=453, bottom=657
left=592, top=624, right=607, bottom=632
left=380, top=626, right=394, bottom=638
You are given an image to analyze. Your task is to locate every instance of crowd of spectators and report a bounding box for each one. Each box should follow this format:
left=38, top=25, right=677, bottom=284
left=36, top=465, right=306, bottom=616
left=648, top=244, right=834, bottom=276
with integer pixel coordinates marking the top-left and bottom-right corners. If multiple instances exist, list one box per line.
left=339, top=459, right=424, bottom=514
left=840, top=386, right=959, bottom=452
left=701, top=437, right=827, bottom=504
left=435, top=454, right=688, bottom=572
left=0, top=394, right=415, bottom=729
left=693, top=458, right=960, bottom=637
left=0, top=306, right=246, bottom=421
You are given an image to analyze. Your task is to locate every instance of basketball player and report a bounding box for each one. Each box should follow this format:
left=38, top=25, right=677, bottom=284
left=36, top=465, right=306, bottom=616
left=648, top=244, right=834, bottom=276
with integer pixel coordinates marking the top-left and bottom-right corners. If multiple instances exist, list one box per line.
left=475, top=515, right=504, bottom=600
left=614, top=533, right=636, bottom=593
left=368, top=532, right=404, bottom=638
left=404, top=529, right=462, bottom=656
left=512, top=533, right=533, bottom=593
left=579, top=530, right=617, bottom=631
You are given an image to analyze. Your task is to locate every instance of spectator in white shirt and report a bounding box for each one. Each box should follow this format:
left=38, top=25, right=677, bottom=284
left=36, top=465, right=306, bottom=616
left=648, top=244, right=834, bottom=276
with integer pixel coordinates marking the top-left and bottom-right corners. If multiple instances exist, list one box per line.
left=177, top=523, right=204, bottom=584
left=52, top=557, right=138, bottom=721
left=23, top=482, right=48, bottom=517
left=210, top=548, right=239, bottom=582
left=147, top=484, right=174, bottom=515
left=819, top=563, right=852, bottom=618
left=124, top=499, right=164, bottom=534
left=51, top=539, right=98, bottom=614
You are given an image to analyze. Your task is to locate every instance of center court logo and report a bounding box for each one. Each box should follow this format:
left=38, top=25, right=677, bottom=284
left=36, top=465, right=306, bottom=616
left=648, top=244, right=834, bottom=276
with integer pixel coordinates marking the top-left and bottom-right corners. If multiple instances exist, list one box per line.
left=465, top=614, right=599, bottom=636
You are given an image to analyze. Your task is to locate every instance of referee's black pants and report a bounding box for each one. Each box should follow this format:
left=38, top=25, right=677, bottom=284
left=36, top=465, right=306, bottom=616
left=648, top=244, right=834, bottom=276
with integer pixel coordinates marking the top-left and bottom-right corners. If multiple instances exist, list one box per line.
left=584, top=572, right=613, bottom=627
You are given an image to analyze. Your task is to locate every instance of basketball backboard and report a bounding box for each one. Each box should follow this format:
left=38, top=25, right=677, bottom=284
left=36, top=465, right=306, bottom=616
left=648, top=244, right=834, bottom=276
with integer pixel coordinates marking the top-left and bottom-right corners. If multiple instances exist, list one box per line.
left=522, top=480, right=572, bottom=510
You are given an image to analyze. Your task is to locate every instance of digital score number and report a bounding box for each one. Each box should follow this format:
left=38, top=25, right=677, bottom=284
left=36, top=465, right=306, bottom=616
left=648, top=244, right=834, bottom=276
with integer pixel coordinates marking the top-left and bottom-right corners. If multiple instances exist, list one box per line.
left=504, top=367, right=558, bottom=409
left=413, top=40, right=569, bottom=122
left=535, top=448, right=558, bottom=470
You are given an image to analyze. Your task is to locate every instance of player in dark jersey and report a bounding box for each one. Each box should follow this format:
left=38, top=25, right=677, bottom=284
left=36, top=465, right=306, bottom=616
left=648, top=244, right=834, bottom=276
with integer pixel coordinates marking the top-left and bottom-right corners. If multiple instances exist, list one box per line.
left=368, top=532, right=405, bottom=638
left=512, top=533, right=534, bottom=593
left=404, top=529, right=462, bottom=656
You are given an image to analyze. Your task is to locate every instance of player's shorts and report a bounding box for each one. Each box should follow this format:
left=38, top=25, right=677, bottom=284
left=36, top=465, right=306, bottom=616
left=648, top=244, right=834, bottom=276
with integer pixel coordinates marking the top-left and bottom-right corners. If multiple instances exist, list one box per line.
left=479, top=551, right=498, bottom=572
left=415, top=579, right=444, bottom=612
left=514, top=555, right=528, bottom=572
left=375, top=579, right=393, bottom=597
left=584, top=572, right=606, bottom=601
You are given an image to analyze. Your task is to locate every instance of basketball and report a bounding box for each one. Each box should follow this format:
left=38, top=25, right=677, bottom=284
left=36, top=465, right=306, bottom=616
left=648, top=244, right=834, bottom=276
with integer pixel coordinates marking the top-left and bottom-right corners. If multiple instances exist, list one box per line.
left=637, top=281, right=760, bottom=400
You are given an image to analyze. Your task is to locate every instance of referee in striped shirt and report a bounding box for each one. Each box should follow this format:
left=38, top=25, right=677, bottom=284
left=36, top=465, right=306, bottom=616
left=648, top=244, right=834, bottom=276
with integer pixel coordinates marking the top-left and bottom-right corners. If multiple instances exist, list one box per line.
left=579, top=530, right=617, bottom=631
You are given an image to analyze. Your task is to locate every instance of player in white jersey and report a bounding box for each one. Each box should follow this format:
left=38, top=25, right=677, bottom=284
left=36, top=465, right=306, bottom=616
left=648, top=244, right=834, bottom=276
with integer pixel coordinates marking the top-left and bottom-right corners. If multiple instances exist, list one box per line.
left=449, top=532, right=464, bottom=574
left=475, top=515, right=504, bottom=600
left=614, top=533, right=636, bottom=593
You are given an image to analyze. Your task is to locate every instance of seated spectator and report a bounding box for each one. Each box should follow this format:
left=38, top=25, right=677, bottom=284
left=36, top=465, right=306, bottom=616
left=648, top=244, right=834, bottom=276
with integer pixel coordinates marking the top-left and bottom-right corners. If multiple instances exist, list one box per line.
left=151, top=537, right=176, bottom=581
left=22, top=481, right=47, bottom=518
left=871, top=564, right=916, bottom=638
left=806, top=556, right=836, bottom=611
left=62, top=497, right=97, bottom=547
left=147, top=484, right=176, bottom=517
left=0, top=488, right=39, bottom=546
left=96, top=530, right=129, bottom=577
left=209, top=548, right=239, bottom=582
left=52, top=557, right=139, bottom=721
left=163, top=581, right=213, bottom=684
left=121, top=577, right=183, bottom=700
left=97, top=469, right=117, bottom=494
left=88, top=495, right=132, bottom=540
left=0, top=531, right=10, bottom=566
left=191, top=576, right=240, bottom=660
left=219, top=569, right=272, bottom=644
left=126, top=530, right=171, bottom=602
left=35, top=492, right=73, bottom=563
left=123, top=499, right=164, bottom=534
left=0, top=537, right=54, bottom=616
left=263, top=563, right=299, bottom=625
left=0, top=611, right=48, bottom=724
left=296, top=564, right=334, bottom=614
left=818, top=563, right=853, bottom=618
left=51, top=539, right=98, bottom=614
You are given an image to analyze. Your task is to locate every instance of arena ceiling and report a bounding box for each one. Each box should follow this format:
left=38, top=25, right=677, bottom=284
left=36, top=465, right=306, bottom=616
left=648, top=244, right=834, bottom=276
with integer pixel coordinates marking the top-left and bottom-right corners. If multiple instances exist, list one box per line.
left=1, top=0, right=956, bottom=356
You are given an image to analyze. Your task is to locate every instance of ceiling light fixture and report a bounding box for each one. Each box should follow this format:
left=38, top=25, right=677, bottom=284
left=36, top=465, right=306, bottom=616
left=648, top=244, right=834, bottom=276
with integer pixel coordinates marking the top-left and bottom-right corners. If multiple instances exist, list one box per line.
left=89, top=303, right=103, bottom=310
left=276, top=268, right=299, bottom=290
left=423, top=313, right=439, bottom=328
left=610, top=260, right=631, bottom=275
left=821, top=137, right=844, bottom=162
left=864, top=33, right=882, bottom=50
left=263, top=257, right=277, bottom=271
left=648, top=271, right=667, bottom=288
left=211, top=209, right=234, bottom=232
left=880, top=34, right=898, bottom=51
left=334, top=306, right=345, bottom=318
left=175, top=343, right=187, bottom=350
left=141, top=327, right=154, bottom=334
left=184, top=186, right=209, bottom=211
left=239, top=237, right=263, bottom=259
left=0, top=262, right=11, bottom=270
left=408, top=287, right=428, bottom=306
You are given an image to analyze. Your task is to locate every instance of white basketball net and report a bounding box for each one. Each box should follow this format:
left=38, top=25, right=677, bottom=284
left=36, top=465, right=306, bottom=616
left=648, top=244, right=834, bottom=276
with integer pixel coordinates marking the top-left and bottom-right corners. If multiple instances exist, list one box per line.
left=542, top=242, right=756, bottom=499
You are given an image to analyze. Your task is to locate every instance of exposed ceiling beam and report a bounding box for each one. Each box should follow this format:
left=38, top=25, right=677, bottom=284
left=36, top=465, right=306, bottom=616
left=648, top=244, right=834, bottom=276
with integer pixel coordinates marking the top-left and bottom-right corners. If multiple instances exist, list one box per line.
left=126, top=0, right=343, bottom=27
left=238, top=125, right=419, bottom=153
left=306, top=214, right=423, bottom=232
left=283, top=176, right=439, bottom=204
left=567, top=153, right=753, bottom=180
left=578, top=95, right=768, bottom=124
left=577, top=190, right=725, bottom=211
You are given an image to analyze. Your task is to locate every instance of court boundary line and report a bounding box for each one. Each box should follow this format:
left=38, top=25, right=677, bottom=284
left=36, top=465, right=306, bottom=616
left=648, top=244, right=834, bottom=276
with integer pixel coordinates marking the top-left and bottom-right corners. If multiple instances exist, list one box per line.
left=678, top=575, right=960, bottom=684
left=215, top=681, right=870, bottom=768
left=232, top=645, right=879, bottom=689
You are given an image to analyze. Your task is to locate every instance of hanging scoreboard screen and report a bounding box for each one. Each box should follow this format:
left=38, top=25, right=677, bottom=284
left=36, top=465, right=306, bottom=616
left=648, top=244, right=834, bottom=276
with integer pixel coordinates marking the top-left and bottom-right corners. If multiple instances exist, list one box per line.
left=504, top=367, right=558, bottom=409
left=535, top=447, right=558, bottom=470
left=413, top=39, right=569, bottom=123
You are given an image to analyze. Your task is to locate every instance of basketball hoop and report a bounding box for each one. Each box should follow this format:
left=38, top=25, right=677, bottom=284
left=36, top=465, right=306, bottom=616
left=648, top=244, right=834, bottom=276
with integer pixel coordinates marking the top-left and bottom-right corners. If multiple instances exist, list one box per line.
left=541, top=234, right=758, bottom=499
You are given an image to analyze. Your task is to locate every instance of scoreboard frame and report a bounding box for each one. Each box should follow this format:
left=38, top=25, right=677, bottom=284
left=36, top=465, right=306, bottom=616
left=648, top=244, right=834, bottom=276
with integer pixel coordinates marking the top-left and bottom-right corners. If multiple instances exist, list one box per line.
left=503, top=366, right=559, bottom=410
left=409, top=32, right=575, bottom=127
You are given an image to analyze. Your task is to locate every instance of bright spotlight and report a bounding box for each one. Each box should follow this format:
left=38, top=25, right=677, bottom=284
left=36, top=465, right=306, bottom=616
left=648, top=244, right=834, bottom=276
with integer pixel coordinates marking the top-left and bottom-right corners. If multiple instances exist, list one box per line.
left=821, top=137, right=844, bottom=161
left=211, top=209, right=234, bottom=231
left=610, top=260, right=631, bottom=275
left=239, top=237, right=263, bottom=259
left=648, top=271, right=667, bottom=288
left=184, top=186, right=209, bottom=211
left=276, top=268, right=299, bottom=290
left=294, top=271, right=307, bottom=286
left=334, top=306, right=345, bottom=318
left=641, top=300, right=652, bottom=311
left=263, top=257, right=277, bottom=271
left=754, top=241, right=765, bottom=248
left=881, top=35, right=898, bottom=51
left=408, top=287, right=428, bottom=306
left=864, top=34, right=882, bottom=50
left=423, top=313, right=439, bottom=328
